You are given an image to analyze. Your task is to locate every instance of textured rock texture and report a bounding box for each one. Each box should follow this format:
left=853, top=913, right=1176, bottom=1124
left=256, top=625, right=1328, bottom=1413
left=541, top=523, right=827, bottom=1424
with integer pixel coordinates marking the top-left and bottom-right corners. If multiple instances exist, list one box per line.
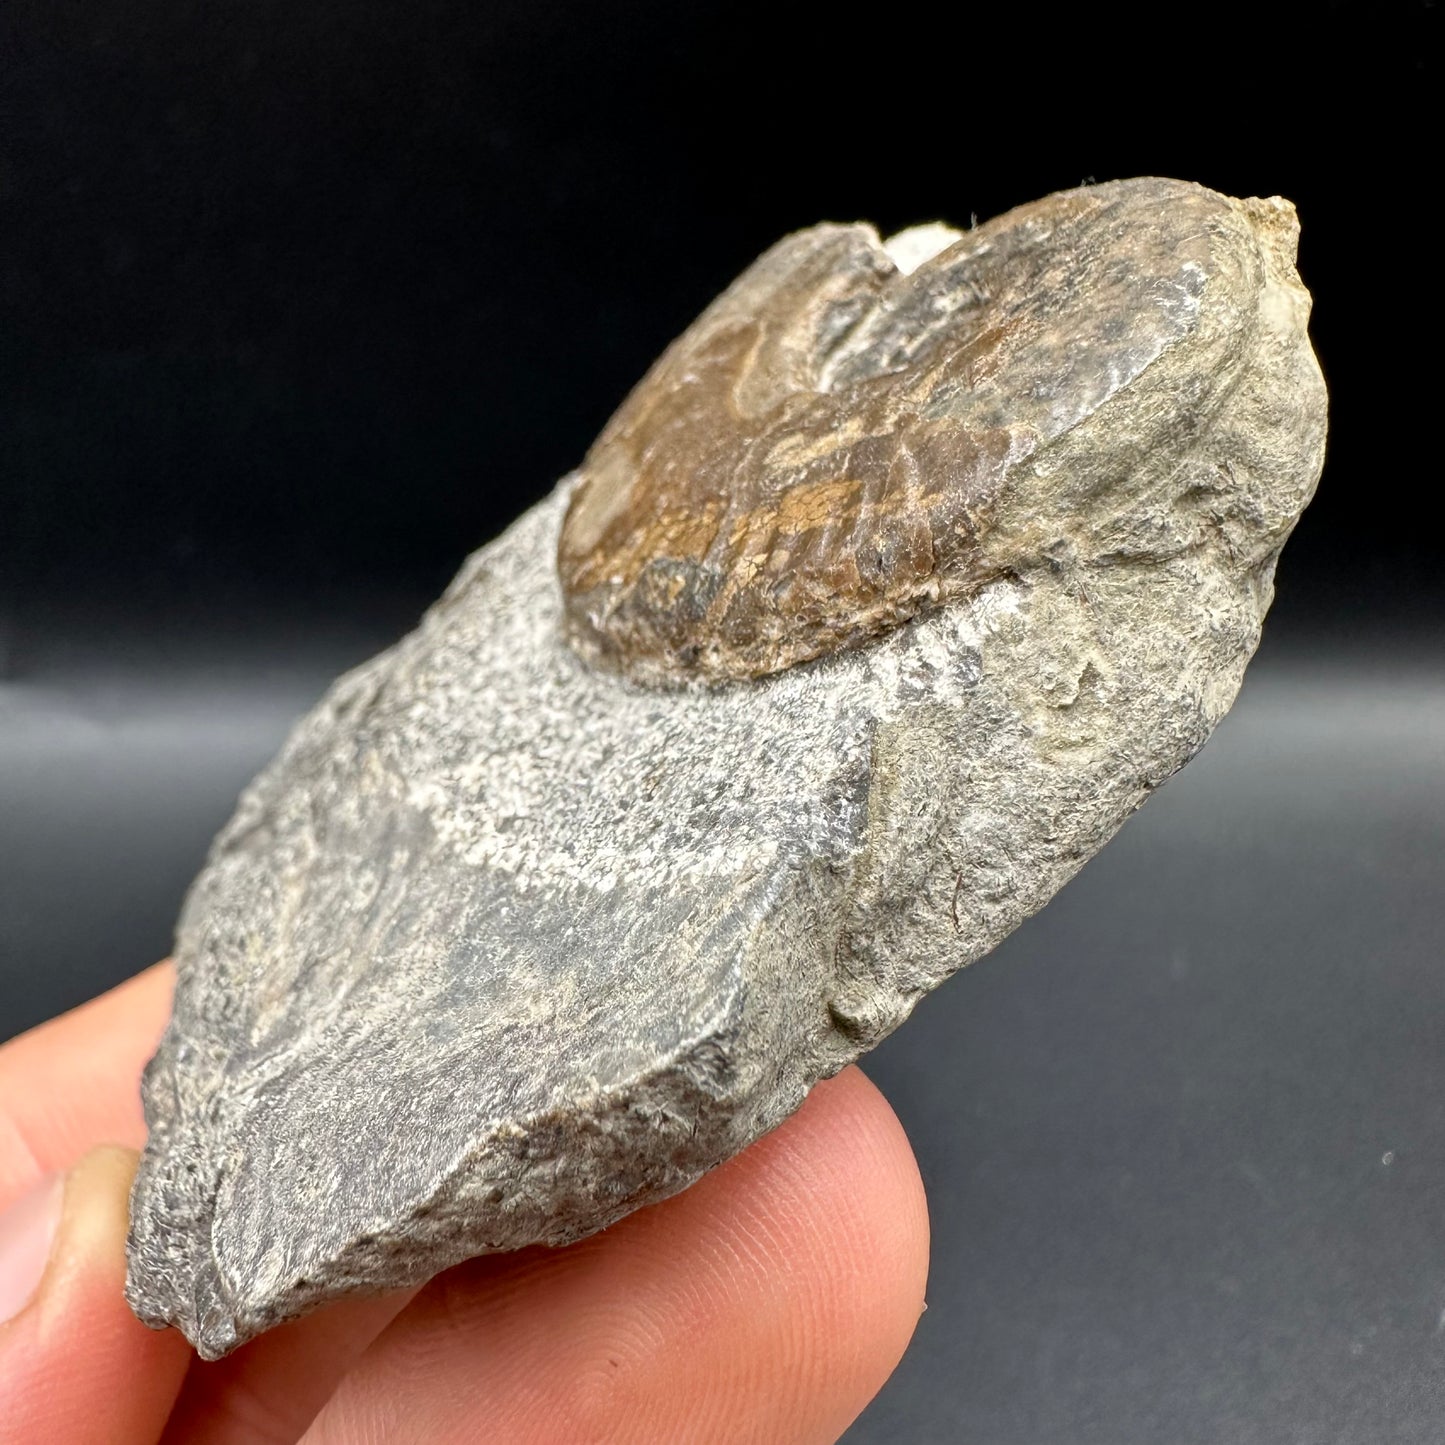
left=127, top=177, right=1326, bottom=1358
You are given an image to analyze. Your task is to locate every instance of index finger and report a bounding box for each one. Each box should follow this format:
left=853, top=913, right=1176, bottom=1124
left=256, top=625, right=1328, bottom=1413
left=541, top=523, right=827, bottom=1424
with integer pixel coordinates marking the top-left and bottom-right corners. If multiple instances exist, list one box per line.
left=0, top=962, right=173, bottom=1208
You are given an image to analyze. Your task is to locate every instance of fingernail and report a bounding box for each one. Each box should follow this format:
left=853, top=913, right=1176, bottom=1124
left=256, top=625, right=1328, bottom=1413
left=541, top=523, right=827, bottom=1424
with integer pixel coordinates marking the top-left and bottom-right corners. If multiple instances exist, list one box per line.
left=0, top=1175, right=64, bottom=1325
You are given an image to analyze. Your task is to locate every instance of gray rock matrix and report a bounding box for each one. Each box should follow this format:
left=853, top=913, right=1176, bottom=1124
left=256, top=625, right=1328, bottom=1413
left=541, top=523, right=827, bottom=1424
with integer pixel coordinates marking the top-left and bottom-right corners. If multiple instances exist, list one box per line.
left=126, top=178, right=1326, bottom=1358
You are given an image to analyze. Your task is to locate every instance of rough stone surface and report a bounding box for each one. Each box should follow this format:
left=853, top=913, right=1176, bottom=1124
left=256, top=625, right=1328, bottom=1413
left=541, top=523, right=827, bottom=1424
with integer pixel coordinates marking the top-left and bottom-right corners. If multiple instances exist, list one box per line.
left=126, top=177, right=1327, bottom=1359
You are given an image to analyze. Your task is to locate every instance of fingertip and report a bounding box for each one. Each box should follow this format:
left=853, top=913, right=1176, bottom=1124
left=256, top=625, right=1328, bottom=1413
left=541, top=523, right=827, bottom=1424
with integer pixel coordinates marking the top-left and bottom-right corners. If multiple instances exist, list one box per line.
left=747, top=1064, right=931, bottom=1279
left=660, top=1066, right=930, bottom=1354
left=678, top=1066, right=932, bottom=1439
left=44, top=1145, right=143, bottom=1302
left=306, top=1065, right=929, bottom=1445
left=0, top=1145, right=191, bottom=1445
left=0, top=963, right=176, bottom=1205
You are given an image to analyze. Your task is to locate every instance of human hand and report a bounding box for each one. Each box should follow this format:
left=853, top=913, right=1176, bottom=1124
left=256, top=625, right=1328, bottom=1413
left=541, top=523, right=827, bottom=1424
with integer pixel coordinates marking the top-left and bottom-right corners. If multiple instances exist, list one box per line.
left=0, top=964, right=928, bottom=1443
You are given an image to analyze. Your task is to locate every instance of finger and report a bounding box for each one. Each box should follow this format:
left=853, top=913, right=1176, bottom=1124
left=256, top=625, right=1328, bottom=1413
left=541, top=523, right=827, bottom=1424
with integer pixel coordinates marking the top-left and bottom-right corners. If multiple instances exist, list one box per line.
left=0, top=962, right=174, bottom=1205
left=0, top=961, right=422, bottom=1442
left=158, top=1289, right=419, bottom=1445
left=304, top=1065, right=929, bottom=1445
left=0, top=1146, right=191, bottom=1445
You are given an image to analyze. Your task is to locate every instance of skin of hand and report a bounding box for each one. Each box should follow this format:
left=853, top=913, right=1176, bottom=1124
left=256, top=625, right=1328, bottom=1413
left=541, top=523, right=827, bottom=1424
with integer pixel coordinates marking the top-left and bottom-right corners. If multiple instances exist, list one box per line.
left=0, top=964, right=929, bottom=1444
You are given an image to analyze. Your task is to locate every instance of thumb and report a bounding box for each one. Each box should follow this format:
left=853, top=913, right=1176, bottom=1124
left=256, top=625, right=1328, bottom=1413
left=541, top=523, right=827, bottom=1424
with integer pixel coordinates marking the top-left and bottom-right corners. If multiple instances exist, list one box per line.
left=0, top=1146, right=191, bottom=1445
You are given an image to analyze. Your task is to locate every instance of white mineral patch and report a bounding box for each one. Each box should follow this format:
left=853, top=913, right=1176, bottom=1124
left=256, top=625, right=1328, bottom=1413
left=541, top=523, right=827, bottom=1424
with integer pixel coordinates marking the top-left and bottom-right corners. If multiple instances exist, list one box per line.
left=882, top=221, right=964, bottom=274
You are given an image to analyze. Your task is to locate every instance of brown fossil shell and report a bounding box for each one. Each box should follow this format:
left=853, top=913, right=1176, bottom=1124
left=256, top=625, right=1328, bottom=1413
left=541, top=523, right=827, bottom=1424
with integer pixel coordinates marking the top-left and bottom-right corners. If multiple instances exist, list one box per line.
left=557, top=177, right=1293, bottom=685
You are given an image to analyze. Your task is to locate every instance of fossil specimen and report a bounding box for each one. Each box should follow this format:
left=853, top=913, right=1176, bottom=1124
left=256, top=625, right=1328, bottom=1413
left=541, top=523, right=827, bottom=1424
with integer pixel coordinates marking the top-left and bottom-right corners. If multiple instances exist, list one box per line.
left=127, top=177, right=1327, bottom=1359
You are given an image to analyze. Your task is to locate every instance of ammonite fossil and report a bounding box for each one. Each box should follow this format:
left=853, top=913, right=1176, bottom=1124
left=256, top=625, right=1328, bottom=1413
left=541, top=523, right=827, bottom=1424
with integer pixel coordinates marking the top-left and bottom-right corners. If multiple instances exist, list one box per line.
left=127, top=177, right=1325, bottom=1358
left=559, top=179, right=1303, bottom=684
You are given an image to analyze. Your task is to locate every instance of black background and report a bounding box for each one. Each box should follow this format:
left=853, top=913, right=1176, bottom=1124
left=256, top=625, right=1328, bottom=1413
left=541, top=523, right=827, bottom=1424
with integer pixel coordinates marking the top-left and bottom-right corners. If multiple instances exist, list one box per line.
left=2, top=2, right=1441, bottom=1440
